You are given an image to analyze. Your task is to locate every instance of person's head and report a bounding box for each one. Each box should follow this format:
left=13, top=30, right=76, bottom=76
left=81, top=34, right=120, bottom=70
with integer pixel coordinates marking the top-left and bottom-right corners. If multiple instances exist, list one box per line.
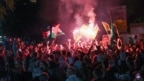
left=66, top=67, right=76, bottom=77
left=6, top=50, right=13, bottom=56
left=0, top=49, right=5, bottom=56
left=134, top=72, right=143, bottom=81
left=92, top=67, right=102, bottom=79
left=134, top=35, right=137, bottom=39
left=8, top=37, right=13, bottom=42
left=17, top=37, right=21, bottom=41
left=23, top=48, right=30, bottom=56
left=34, top=46, right=38, bottom=53
left=39, top=61, right=47, bottom=70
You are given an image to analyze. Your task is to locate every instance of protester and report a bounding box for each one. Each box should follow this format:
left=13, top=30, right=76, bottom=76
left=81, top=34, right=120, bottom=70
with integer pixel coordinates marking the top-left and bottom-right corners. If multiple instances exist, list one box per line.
left=65, top=67, right=82, bottom=81
left=0, top=35, right=144, bottom=81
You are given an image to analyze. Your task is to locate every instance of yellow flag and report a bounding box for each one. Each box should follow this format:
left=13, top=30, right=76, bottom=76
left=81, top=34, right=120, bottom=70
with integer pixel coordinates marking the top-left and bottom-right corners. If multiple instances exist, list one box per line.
left=102, top=21, right=111, bottom=32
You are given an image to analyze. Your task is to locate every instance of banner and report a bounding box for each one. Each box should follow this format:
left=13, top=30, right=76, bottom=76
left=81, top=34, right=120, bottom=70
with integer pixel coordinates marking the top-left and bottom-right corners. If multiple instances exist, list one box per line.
left=111, top=5, right=127, bottom=33
left=102, top=21, right=111, bottom=33
left=42, top=24, right=64, bottom=39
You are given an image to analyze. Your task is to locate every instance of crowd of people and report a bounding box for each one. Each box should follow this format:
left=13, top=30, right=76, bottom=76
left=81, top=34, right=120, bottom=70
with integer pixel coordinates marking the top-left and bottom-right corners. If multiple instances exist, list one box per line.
left=0, top=36, right=144, bottom=81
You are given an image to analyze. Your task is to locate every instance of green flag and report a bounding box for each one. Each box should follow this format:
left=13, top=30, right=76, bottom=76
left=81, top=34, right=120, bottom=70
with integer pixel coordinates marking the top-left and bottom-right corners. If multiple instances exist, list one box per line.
left=50, top=29, right=65, bottom=39
left=110, top=22, right=115, bottom=47
left=51, top=32, right=56, bottom=38
left=49, top=24, right=65, bottom=39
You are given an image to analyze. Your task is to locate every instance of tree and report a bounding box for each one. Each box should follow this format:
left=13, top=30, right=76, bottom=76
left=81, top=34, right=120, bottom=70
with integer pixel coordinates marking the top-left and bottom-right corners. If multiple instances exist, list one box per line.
left=0, top=0, right=15, bottom=19
left=0, top=0, right=16, bottom=38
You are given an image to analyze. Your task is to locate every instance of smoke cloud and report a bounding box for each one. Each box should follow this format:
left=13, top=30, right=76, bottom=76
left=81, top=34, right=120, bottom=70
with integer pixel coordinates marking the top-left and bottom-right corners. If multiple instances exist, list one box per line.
left=58, top=0, right=97, bottom=28
left=58, top=0, right=121, bottom=39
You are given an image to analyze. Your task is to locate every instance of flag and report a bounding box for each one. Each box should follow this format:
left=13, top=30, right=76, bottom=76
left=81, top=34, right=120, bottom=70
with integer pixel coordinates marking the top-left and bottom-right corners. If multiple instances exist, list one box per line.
left=49, top=24, right=65, bottom=39
left=57, top=28, right=65, bottom=36
left=42, top=31, right=48, bottom=39
left=110, top=22, right=115, bottom=47
left=102, top=21, right=111, bottom=33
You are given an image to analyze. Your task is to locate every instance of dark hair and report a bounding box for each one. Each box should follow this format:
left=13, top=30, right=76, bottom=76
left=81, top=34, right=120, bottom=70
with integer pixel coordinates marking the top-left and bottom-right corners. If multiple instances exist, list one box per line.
left=67, top=67, right=76, bottom=74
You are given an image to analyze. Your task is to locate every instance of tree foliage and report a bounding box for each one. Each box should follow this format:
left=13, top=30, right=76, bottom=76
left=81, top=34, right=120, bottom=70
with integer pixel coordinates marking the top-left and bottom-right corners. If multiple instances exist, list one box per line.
left=0, top=0, right=15, bottom=20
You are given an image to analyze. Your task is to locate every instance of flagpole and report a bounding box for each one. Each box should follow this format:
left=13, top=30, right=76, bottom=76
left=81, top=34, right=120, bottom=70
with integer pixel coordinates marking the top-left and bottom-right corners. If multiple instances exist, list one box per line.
left=87, top=24, right=99, bottom=55
left=109, top=10, right=122, bottom=49
left=115, top=24, right=120, bottom=37
left=106, top=30, right=109, bottom=35
left=103, top=23, right=109, bottom=35
left=109, top=11, right=120, bottom=38
left=109, top=11, right=115, bottom=47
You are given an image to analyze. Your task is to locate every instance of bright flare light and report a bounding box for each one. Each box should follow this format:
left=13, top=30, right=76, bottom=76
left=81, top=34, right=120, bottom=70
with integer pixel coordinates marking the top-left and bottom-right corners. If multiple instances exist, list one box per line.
left=73, top=23, right=99, bottom=42
left=73, top=29, right=82, bottom=42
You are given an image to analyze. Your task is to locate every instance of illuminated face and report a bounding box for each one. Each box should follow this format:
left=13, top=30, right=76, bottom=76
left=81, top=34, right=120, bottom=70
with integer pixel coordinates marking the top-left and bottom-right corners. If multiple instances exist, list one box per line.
left=17, top=38, right=21, bottom=42
left=34, top=47, right=38, bottom=53
left=24, top=48, right=29, bottom=56
left=9, top=38, right=13, bottom=42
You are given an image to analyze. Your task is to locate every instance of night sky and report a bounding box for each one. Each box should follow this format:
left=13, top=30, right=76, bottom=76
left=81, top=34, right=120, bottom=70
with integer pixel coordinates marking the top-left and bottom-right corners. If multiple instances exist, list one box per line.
left=2, top=0, right=144, bottom=41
